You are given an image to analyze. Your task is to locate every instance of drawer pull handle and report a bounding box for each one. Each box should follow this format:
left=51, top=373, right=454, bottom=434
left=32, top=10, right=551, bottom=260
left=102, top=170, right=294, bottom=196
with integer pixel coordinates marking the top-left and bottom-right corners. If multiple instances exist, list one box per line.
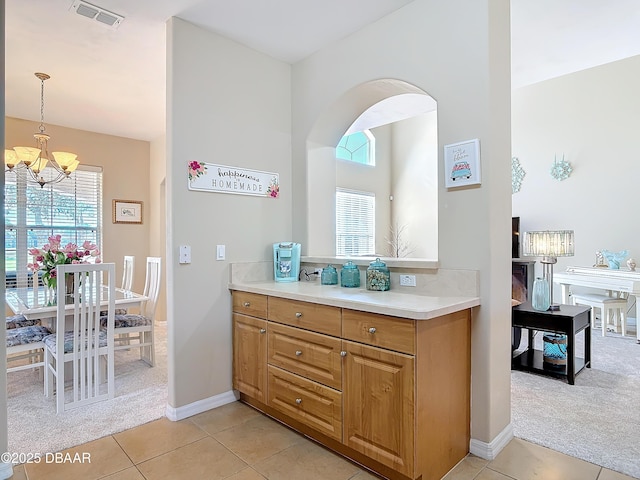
left=368, top=327, right=377, bottom=334
left=259, top=328, right=266, bottom=334
left=295, top=312, right=303, bottom=318
left=295, top=350, right=303, bottom=356
left=243, top=302, right=250, bottom=307
left=340, top=351, right=347, bottom=357
left=295, top=398, right=302, bottom=405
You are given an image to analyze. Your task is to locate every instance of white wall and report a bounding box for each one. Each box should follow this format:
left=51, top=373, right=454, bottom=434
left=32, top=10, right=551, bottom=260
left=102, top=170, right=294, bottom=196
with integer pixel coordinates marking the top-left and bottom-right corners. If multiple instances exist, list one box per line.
left=166, top=17, right=292, bottom=407
left=291, top=0, right=512, bottom=447
left=391, top=113, right=438, bottom=258
left=149, top=135, right=167, bottom=322
left=512, top=54, right=640, bottom=295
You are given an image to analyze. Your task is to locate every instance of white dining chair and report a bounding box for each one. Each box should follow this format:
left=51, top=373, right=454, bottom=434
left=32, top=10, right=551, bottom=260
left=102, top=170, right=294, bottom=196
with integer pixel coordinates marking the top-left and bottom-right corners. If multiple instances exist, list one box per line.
left=43, top=262, right=116, bottom=413
left=121, top=255, right=135, bottom=291
left=6, top=314, right=40, bottom=329
left=6, top=324, right=52, bottom=388
left=114, top=255, right=135, bottom=318
left=102, top=257, right=161, bottom=366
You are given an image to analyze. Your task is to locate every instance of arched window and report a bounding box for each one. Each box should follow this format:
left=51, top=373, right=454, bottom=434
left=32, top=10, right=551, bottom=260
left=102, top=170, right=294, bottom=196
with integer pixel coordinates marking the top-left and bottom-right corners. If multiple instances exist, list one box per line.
left=336, top=130, right=375, bottom=166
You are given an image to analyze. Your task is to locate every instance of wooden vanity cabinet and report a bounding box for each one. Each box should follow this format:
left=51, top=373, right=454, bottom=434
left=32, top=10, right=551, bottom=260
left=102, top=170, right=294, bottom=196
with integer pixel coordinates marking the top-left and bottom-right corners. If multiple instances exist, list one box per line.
left=232, top=292, right=268, bottom=403
left=342, top=340, right=415, bottom=476
left=231, top=291, right=471, bottom=480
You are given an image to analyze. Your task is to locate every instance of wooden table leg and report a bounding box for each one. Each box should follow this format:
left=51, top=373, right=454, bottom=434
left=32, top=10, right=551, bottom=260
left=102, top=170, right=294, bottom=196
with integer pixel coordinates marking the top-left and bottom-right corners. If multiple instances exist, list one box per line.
left=566, top=324, right=575, bottom=385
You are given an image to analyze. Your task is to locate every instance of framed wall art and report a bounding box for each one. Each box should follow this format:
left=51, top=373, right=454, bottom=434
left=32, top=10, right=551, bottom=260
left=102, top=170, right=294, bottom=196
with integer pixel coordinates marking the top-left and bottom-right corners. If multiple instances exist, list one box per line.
left=444, top=138, right=481, bottom=188
left=113, top=199, right=143, bottom=224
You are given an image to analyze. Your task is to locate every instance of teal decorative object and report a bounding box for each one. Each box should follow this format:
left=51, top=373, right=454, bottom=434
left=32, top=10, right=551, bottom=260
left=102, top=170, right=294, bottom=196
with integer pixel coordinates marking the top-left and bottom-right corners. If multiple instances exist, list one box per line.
left=531, top=277, right=550, bottom=311
left=366, top=258, right=390, bottom=291
left=512, top=157, right=526, bottom=194
left=550, top=154, right=572, bottom=181
left=601, top=249, right=629, bottom=269
left=321, top=264, right=338, bottom=285
left=340, top=261, right=360, bottom=288
left=543, top=333, right=567, bottom=366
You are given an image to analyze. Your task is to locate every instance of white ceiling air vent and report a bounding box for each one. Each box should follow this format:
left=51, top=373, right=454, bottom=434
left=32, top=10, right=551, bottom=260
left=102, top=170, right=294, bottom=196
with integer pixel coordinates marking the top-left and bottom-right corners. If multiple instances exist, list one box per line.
left=70, top=0, right=124, bottom=28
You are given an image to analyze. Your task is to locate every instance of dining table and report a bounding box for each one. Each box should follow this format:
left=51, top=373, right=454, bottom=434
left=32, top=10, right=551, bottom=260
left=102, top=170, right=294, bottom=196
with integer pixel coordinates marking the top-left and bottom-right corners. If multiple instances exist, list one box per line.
left=5, top=286, right=148, bottom=329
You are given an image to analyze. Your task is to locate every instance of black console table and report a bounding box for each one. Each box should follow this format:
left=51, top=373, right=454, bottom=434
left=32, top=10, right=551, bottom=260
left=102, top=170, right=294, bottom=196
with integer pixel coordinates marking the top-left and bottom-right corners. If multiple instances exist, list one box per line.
left=511, top=302, right=591, bottom=385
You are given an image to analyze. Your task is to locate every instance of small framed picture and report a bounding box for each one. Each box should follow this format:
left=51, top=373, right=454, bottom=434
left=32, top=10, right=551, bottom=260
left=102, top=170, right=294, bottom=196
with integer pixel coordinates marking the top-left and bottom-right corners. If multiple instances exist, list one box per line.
left=113, top=199, right=143, bottom=224
left=444, top=138, right=481, bottom=188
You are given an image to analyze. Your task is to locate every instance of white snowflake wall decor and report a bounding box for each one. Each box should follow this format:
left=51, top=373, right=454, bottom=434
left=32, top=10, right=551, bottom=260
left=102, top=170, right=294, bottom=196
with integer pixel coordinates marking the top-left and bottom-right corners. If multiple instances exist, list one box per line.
left=550, top=154, right=572, bottom=181
left=511, top=157, right=526, bottom=194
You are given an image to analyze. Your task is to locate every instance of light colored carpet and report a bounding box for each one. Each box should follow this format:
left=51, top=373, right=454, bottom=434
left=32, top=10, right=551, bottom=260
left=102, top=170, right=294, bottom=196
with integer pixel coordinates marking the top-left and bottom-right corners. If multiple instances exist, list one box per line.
left=512, top=320, right=640, bottom=479
left=7, top=321, right=168, bottom=456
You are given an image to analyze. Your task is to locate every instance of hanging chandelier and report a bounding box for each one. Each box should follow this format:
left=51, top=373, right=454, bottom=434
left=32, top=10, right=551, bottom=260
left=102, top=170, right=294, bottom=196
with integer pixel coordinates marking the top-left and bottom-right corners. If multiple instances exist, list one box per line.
left=5, top=72, right=80, bottom=188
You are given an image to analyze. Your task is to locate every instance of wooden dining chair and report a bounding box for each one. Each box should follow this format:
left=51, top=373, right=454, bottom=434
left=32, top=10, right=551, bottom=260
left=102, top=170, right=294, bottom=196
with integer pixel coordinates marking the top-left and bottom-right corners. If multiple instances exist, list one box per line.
left=43, top=262, right=116, bottom=413
left=102, top=257, right=161, bottom=366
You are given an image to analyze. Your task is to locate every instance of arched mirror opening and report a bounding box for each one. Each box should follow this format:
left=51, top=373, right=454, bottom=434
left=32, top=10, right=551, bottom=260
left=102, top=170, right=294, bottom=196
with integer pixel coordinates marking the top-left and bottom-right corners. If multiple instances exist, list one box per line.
left=306, top=81, right=438, bottom=265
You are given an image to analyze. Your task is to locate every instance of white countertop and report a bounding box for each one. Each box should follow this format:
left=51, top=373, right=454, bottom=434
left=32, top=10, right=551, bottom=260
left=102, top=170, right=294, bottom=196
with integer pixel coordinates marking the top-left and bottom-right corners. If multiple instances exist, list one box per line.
left=229, top=281, right=480, bottom=320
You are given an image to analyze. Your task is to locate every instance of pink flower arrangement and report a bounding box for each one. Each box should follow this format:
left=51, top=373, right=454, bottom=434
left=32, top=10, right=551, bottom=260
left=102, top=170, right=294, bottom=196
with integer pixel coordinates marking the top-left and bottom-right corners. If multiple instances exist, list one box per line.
left=266, top=177, right=279, bottom=198
left=188, top=160, right=207, bottom=181
left=27, top=234, right=101, bottom=289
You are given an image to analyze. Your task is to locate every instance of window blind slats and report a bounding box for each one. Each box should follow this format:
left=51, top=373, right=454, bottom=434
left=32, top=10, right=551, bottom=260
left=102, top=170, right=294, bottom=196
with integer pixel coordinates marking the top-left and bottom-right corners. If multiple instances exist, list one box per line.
left=336, top=188, right=375, bottom=256
left=4, top=167, right=103, bottom=288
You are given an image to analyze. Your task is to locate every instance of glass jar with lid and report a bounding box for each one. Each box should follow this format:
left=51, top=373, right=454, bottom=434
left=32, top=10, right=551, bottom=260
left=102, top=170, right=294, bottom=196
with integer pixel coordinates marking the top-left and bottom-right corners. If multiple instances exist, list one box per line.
left=321, top=264, right=338, bottom=285
left=366, top=258, right=390, bottom=291
left=340, top=261, right=360, bottom=288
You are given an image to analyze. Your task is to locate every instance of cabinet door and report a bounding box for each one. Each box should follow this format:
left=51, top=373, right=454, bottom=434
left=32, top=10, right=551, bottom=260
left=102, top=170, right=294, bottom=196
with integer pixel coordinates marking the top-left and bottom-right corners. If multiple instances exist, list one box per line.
left=233, top=313, right=268, bottom=403
left=342, top=340, right=414, bottom=477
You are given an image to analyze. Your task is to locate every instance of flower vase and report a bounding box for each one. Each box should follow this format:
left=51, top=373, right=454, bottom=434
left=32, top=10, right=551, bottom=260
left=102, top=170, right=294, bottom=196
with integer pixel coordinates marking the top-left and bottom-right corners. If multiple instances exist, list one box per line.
left=531, top=277, right=551, bottom=311
left=65, top=273, right=75, bottom=297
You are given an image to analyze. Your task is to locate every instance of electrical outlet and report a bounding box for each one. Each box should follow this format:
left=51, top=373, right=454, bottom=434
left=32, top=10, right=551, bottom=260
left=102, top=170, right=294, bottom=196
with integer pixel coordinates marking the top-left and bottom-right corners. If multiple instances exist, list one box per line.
left=399, top=274, right=416, bottom=287
left=313, top=268, right=323, bottom=276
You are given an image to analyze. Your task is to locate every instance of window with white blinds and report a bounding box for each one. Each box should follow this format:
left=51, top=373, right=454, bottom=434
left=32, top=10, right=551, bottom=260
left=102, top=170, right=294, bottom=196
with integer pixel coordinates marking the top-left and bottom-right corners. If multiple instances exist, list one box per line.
left=4, top=166, right=103, bottom=288
left=336, top=188, right=375, bottom=256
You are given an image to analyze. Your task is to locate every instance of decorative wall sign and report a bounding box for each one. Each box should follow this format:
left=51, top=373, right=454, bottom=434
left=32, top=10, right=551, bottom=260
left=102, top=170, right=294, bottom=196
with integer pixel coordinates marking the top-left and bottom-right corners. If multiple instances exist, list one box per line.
left=511, top=157, right=526, bottom=194
left=444, top=139, right=481, bottom=188
left=113, top=199, right=143, bottom=224
left=188, top=161, right=279, bottom=198
left=550, top=154, right=572, bottom=181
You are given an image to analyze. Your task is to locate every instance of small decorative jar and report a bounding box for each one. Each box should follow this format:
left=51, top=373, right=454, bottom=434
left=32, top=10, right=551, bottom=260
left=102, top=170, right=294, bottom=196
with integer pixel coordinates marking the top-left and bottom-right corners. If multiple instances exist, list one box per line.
left=321, top=264, right=338, bottom=285
left=531, top=277, right=551, bottom=311
left=366, top=258, right=390, bottom=291
left=627, top=258, right=636, bottom=271
left=340, top=261, right=360, bottom=288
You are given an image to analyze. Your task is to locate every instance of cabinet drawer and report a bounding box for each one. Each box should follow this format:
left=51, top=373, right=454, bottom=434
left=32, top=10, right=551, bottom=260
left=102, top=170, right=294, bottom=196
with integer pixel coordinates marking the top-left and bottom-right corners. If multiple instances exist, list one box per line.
left=268, top=365, right=342, bottom=442
left=342, top=310, right=415, bottom=354
left=233, top=292, right=267, bottom=318
left=268, top=323, right=342, bottom=390
left=268, top=297, right=341, bottom=337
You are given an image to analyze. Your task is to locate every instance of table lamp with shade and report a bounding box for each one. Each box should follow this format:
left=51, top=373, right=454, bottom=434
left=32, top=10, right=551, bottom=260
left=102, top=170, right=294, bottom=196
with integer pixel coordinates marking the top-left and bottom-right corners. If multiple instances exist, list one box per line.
left=522, top=230, right=575, bottom=311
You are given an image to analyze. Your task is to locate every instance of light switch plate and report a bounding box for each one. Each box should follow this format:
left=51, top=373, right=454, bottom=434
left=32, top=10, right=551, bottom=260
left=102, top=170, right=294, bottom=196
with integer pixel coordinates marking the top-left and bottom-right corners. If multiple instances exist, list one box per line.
left=179, top=245, right=191, bottom=264
left=216, top=245, right=225, bottom=261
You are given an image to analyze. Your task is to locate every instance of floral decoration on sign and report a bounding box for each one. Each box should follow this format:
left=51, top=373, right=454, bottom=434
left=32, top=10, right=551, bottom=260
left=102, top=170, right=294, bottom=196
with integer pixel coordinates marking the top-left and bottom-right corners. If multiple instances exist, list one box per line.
left=266, top=177, right=280, bottom=198
left=27, top=235, right=101, bottom=289
left=550, top=154, right=572, bottom=181
left=511, top=157, right=526, bottom=194
left=188, top=161, right=207, bottom=182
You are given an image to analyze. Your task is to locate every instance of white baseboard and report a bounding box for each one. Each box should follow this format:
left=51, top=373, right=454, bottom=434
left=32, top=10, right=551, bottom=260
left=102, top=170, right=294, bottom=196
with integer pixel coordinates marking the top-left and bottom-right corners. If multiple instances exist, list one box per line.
left=469, top=423, right=514, bottom=460
left=0, top=462, right=13, bottom=480
left=165, top=390, right=239, bottom=421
